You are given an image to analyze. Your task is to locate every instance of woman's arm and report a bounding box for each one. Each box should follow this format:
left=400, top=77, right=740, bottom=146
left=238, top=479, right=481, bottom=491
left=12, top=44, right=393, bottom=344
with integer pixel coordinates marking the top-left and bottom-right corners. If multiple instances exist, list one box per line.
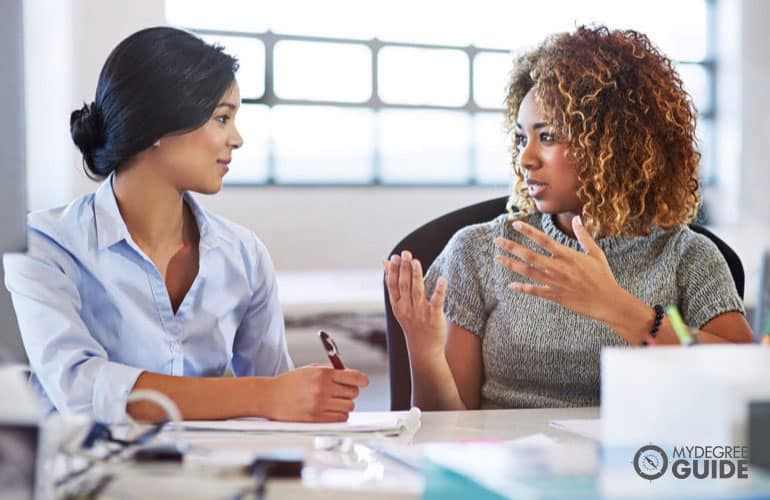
left=602, top=292, right=752, bottom=345
left=128, top=366, right=369, bottom=422
left=494, top=216, right=753, bottom=345
left=385, top=253, right=483, bottom=410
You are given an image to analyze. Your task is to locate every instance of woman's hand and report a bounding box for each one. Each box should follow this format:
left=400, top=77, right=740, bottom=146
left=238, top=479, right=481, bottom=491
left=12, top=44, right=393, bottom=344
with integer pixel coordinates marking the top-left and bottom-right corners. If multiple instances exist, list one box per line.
left=384, top=251, right=448, bottom=362
left=266, top=366, right=369, bottom=422
left=493, top=216, right=626, bottom=324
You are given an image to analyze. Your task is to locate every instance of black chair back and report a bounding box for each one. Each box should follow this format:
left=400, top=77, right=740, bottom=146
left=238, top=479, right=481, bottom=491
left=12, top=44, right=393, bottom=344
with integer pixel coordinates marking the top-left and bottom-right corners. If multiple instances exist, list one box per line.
left=383, top=196, right=745, bottom=410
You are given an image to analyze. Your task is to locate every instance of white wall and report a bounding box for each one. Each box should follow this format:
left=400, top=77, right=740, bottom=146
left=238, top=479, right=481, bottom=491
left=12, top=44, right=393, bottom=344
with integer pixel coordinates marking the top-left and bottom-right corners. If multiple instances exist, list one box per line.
left=22, top=0, right=770, bottom=295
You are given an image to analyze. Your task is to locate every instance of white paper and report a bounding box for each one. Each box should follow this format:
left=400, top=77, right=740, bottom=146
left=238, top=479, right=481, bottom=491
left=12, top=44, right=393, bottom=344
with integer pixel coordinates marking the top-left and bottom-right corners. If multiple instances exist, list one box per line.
left=168, top=408, right=421, bottom=436
left=549, top=418, right=602, bottom=441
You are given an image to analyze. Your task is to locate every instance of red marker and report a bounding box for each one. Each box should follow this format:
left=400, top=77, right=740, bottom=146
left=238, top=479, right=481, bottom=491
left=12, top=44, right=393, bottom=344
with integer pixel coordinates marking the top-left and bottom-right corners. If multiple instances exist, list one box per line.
left=319, top=330, right=345, bottom=369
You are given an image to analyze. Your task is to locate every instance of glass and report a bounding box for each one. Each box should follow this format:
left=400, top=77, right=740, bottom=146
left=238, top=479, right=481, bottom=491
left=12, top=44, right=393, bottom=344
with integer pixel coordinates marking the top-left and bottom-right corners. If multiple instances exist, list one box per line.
left=378, top=110, right=471, bottom=183
left=677, top=63, right=710, bottom=114
left=274, top=41, right=371, bottom=102
left=378, top=47, right=469, bottom=106
left=474, top=52, right=511, bottom=110
left=271, top=106, right=375, bottom=183
left=474, top=113, right=512, bottom=185
left=165, top=0, right=270, bottom=33
left=199, top=35, right=265, bottom=99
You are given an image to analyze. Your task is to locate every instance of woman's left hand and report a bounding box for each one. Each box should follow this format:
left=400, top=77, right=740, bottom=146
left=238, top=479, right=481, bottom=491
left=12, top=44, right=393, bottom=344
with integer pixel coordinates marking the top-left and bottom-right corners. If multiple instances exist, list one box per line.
left=493, top=216, right=625, bottom=323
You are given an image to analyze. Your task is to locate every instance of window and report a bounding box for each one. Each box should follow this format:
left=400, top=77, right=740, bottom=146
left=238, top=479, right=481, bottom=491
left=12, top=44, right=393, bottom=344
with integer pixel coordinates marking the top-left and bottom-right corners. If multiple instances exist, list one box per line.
left=167, top=0, right=715, bottom=186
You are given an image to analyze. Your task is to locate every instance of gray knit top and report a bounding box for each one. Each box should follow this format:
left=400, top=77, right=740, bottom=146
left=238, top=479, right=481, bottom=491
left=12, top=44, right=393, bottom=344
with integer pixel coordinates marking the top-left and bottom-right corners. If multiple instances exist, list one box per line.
left=424, top=212, right=744, bottom=409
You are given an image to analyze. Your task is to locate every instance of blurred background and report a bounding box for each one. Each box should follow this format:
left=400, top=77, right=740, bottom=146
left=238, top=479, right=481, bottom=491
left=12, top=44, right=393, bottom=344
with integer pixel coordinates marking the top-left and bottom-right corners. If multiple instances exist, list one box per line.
left=3, top=0, right=770, bottom=410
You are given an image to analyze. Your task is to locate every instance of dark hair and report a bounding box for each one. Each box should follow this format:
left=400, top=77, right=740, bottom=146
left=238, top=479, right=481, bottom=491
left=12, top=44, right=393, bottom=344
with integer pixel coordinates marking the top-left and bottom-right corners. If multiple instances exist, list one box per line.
left=70, top=27, right=239, bottom=179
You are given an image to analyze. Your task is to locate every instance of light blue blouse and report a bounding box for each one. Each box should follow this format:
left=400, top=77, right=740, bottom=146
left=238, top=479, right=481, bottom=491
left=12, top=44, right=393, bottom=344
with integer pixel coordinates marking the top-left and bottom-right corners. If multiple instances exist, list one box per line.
left=3, top=175, right=293, bottom=423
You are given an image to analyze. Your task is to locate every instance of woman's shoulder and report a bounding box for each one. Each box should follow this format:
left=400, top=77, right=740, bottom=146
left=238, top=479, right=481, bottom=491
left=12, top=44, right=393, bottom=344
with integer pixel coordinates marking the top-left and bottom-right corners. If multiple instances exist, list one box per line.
left=27, top=192, right=97, bottom=243
left=443, top=211, right=537, bottom=256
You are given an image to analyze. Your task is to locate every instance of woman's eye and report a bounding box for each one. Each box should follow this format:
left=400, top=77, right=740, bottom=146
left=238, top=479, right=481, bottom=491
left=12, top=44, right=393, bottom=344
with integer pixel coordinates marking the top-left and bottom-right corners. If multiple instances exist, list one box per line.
left=215, top=115, right=230, bottom=124
left=540, top=132, right=554, bottom=143
left=514, top=133, right=527, bottom=148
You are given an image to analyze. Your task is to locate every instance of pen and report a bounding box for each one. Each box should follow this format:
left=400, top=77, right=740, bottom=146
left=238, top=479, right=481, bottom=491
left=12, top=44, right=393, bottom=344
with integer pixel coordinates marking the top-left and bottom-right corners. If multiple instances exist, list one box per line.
left=319, top=330, right=345, bottom=369
left=664, top=305, right=696, bottom=345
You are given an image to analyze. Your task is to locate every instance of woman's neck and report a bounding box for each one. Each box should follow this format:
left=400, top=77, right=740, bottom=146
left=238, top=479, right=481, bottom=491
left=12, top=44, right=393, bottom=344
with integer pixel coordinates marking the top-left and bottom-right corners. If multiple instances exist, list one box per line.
left=555, top=212, right=579, bottom=239
left=112, top=161, right=193, bottom=253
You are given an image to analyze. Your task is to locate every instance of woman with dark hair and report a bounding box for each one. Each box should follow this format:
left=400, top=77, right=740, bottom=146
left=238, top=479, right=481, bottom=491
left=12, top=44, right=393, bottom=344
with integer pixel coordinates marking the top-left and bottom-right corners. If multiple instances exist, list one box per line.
left=385, top=26, right=752, bottom=411
left=4, top=27, right=368, bottom=423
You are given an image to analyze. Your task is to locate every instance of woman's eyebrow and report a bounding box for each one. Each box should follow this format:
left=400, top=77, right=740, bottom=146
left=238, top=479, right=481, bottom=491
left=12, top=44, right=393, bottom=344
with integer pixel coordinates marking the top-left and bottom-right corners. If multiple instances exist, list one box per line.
left=216, top=102, right=238, bottom=110
left=515, top=122, right=549, bottom=130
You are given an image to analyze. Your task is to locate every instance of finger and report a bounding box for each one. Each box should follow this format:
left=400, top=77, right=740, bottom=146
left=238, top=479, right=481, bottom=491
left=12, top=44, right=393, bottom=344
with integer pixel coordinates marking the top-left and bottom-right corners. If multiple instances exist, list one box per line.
left=386, top=255, right=401, bottom=302
left=508, top=281, right=555, bottom=300
left=494, top=236, right=551, bottom=271
left=398, top=251, right=413, bottom=305
left=572, top=216, right=601, bottom=256
left=332, top=369, right=370, bottom=388
left=429, top=276, right=448, bottom=309
left=511, top=220, right=569, bottom=258
left=410, top=259, right=426, bottom=307
left=494, top=254, right=551, bottom=285
left=324, top=397, right=356, bottom=413
left=330, top=383, right=360, bottom=400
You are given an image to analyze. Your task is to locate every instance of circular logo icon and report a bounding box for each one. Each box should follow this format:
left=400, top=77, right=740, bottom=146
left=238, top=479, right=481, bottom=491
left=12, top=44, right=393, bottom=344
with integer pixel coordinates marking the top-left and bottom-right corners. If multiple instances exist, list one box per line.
left=634, top=445, right=668, bottom=480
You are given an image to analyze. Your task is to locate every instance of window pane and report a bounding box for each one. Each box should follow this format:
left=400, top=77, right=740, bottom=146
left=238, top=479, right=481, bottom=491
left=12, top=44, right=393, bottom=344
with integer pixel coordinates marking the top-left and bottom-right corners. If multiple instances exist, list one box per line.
left=272, top=106, right=374, bottom=183
left=378, top=47, right=468, bottom=106
left=474, top=113, right=512, bottom=185
left=268, top=0, right=376, bottom=39
left=227, top=105, right=270, bottom=183
left=677, top=63, right=710, bottom=114
left=474, top=52, right=511, bottom=110
left=166, top=0, right=269, bottom=33
left=379, top=110, right=470, bottom=183
left=274, top=41, right=371, bottom=102
left=696, top=119, right=714, bottom=184
left=200, top=35, right=265, bottom=99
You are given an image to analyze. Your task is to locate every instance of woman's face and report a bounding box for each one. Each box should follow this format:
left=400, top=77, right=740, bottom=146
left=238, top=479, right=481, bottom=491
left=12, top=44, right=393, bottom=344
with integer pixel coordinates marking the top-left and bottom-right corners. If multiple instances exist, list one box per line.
left=154, top=82, right=243, bottom=194
left=515, top=88, right=582, bottom=217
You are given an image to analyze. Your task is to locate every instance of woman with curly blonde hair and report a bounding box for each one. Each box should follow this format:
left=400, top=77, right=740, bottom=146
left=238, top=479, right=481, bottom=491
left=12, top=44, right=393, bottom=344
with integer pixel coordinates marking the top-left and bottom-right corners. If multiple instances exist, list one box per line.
left=385, top=25, right=752, bottom=411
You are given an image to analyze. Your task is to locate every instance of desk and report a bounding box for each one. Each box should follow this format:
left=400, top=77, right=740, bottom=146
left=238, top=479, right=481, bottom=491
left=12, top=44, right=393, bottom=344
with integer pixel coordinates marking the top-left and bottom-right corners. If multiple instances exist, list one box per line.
left=59, top=408, right=598, bottom=499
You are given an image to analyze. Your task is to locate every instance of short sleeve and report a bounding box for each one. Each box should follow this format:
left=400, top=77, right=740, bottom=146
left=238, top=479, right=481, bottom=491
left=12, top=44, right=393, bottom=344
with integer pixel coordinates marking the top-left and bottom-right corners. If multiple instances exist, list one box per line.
left=676, top=231, right=745, bottom=329
left=424, top=223, right=494, bottom=337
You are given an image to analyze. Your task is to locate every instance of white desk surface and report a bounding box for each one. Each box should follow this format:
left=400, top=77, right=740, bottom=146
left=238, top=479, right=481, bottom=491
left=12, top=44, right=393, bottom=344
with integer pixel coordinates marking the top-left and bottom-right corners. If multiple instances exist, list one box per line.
left=277, top=269, right=384, bottom=316
left=74, top=407, right=599, bottom=500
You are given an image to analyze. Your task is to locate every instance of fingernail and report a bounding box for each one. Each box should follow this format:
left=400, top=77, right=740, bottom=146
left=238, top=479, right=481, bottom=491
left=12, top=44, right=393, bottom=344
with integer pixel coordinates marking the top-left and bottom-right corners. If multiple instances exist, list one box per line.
left=574, top=216, right=583, bottom=225
left=411, top=260, right=419, bottom=269
left=512, top=221, right=523, bottom=230
left=401, top=251, right=410, bottom=260
left=390, top=255, right=398, bottom=264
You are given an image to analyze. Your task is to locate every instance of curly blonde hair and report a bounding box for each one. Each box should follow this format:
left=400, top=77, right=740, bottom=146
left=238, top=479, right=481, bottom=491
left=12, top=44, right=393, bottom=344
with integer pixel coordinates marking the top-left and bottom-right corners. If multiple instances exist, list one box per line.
left=503, top=25, right=700, bottom=237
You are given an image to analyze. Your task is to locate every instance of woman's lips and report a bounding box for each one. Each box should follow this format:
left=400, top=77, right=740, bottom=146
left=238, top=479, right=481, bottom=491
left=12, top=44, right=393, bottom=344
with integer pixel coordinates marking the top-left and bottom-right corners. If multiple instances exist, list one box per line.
left=528, top=182, right=548, bottom=198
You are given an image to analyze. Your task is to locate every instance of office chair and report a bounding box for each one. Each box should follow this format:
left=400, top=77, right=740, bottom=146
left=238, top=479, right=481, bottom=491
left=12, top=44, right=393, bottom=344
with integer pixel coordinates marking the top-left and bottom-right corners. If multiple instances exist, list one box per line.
left=383, top=196, right=746, bottom=410
left=753, top=250, right=770, bottom=340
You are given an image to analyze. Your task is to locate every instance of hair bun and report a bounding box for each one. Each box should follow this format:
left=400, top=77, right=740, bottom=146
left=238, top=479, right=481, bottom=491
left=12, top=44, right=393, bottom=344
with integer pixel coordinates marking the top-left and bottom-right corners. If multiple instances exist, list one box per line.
left=70, top=102, right=105, bottom=158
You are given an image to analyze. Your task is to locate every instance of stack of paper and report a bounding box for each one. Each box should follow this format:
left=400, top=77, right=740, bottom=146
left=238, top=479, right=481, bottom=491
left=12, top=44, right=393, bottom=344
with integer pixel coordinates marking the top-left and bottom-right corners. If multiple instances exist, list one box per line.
left=167, top=407, right=421, bottom=437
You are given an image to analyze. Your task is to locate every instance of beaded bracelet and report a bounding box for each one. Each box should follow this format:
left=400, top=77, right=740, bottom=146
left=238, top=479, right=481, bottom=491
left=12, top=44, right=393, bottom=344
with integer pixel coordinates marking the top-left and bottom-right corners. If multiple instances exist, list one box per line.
left=650, top=304, right=664, bottom=339
left=641, top=305, right=664, bottom=346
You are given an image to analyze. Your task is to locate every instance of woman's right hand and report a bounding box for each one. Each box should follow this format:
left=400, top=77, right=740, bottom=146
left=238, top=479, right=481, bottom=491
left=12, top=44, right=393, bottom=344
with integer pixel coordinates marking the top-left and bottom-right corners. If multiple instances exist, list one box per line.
left=266, top=366, right=369, bottom=422
left=384, top=251, right=448, bottom=362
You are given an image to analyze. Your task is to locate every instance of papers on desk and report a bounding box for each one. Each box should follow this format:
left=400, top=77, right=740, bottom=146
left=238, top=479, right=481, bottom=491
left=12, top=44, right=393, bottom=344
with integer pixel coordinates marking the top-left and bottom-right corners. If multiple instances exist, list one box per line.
left=549, top=418, right=602, bottom=441
left=168, top=407, right=421, bottom=437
